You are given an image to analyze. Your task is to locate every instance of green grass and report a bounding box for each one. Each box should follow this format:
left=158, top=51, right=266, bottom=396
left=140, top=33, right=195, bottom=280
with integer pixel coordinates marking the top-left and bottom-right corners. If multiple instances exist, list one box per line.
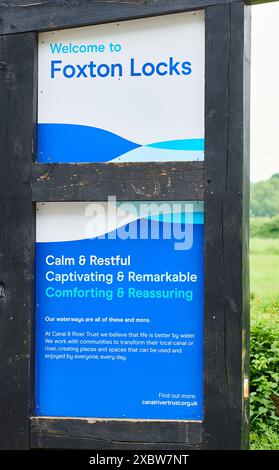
left=251, top=426, right=279, bottom=450
left=250, top=238, right=279, bottom=314
left=250, top=237, right=279, bottom=450
left=250, top=237, right=279, bottom=256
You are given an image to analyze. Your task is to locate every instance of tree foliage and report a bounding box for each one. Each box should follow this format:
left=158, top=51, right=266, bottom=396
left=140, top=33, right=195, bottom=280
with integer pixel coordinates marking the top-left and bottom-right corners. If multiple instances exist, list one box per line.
left=251, top=173, right=279, bottom=218
left=250, top=216, right=279, bottom=238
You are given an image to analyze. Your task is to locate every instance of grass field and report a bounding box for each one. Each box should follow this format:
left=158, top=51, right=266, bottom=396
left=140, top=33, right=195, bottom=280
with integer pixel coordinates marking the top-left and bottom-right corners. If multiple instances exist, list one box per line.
left=250, top=238, right=279, bottom=303
left=250, top=237, right=279, bottom=450
left=250, top=238, right=279, bottom=323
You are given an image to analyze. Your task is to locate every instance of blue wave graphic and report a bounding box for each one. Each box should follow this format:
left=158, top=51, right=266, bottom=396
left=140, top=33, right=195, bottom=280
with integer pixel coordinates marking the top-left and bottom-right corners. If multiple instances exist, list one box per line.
left=95, top=217, right=202, bottom=241
left=148, top=212, right=204, bottom=224
left=37, top=123, right=140, bottom=163
left=37, top=123, right=205, bottom=163
left=109, top=146, right=204, bottom=162
left=147, top=139, right=204, bottom=151
left=37, top=216, right=204, bottom=244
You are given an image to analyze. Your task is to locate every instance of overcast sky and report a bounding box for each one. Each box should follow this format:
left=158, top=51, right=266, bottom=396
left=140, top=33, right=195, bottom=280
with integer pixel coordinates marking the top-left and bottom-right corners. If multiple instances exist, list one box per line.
left=251, top=3, right=279, bottom=181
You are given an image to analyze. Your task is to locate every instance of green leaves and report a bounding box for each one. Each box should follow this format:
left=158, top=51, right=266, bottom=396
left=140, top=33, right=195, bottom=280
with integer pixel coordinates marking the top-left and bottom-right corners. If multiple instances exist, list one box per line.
left=250, top=321, right=279, bottom=432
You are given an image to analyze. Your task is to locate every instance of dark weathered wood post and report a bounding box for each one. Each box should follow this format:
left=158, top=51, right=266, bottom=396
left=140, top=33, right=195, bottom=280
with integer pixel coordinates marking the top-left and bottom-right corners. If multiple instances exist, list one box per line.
left=0, top=0, right=251, bottom=450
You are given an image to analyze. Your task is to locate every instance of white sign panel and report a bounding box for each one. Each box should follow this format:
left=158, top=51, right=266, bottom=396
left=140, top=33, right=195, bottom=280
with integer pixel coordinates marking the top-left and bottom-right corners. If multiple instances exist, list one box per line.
left=38, top=11, right=205, bottom=163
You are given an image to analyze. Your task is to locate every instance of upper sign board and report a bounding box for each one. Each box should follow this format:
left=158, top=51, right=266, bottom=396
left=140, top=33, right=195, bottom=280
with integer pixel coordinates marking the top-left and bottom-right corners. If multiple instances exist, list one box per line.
left=38, top=11, right=205, bottom=163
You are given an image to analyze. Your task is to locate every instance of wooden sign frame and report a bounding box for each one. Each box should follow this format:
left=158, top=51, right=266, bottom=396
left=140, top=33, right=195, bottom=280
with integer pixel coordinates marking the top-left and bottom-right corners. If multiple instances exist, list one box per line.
left=0, top=0, right=250, bottom=450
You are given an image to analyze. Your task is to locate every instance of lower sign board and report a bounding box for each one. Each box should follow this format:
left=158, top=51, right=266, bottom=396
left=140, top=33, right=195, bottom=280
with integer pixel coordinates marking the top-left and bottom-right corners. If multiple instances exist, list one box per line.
left=35, top=201, right=204, bottom=420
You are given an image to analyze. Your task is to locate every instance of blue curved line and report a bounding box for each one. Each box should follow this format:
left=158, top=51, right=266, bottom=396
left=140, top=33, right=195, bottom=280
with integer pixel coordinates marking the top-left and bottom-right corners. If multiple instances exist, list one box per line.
left=37, top=123, right=140, bottom=163
left=109, top=146, right=204, bottom=162
left=36, top=215, right=204, bottom=245
left=148, top=212, right=204, bottom=224
left=147, top=139, right=204, bottom=151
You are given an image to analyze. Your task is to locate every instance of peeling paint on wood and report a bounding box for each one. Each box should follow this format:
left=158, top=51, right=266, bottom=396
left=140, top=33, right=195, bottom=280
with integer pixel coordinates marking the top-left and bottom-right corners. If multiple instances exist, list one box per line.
left=32, top=162, right=204, bottom=201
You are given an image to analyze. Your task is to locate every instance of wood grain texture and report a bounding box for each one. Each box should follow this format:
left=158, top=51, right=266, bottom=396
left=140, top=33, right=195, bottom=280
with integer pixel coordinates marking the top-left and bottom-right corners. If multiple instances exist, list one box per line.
left=204, top=2, right=250, bottom=450
left=30, top=418, right=203, bottom=450
left=0, top=32, right=36, bottom=449
left=0, top=0, right=244, bottom=35
left=32, top=162, right=204, bottom=201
